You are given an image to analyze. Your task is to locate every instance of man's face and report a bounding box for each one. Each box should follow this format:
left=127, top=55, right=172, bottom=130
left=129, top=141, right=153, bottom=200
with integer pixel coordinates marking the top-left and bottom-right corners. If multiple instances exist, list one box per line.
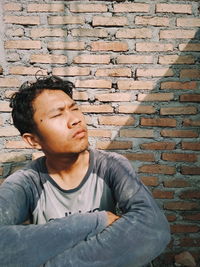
left=31, top=89, right=88, bottom=156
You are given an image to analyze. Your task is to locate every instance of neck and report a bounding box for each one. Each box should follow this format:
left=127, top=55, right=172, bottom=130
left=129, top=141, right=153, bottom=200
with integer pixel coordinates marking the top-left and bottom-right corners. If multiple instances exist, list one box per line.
left=44, top=150, right=90, bottom=190
left=45, top=150, right=89, bottom=175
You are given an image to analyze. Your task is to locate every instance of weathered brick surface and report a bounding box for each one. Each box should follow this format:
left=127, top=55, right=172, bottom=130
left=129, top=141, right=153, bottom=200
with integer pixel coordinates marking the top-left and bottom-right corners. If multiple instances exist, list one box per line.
left=1, top=0, right=200, bottom=264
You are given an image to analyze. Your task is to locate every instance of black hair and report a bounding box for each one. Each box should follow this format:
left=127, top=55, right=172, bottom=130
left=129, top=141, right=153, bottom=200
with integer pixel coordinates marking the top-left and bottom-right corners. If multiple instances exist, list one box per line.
left=10, top=75, right=74, bottom=135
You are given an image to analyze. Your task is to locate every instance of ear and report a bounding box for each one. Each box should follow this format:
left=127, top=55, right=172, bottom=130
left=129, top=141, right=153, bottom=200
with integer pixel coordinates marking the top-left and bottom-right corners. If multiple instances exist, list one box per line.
left=22, top=133, right=42, bottom=150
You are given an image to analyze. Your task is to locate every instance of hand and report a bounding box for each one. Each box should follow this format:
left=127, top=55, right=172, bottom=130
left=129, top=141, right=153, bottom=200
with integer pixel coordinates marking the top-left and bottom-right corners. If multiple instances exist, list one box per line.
left=106, top=211, right=120, bottom=226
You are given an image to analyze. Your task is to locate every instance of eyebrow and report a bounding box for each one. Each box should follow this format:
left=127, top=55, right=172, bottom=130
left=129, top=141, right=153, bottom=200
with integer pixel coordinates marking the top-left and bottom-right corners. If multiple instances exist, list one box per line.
left=47, top=101, right=77, bottom=115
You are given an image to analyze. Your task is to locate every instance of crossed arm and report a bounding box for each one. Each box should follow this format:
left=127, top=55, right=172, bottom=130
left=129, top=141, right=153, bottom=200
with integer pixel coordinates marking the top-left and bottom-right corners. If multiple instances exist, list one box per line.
left=0, top=159, right=170, bottom=267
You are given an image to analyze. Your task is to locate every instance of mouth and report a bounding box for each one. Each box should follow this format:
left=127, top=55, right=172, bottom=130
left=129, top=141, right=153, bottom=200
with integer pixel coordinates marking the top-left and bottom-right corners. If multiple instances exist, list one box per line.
left=72, top=128, right=87, bottom=139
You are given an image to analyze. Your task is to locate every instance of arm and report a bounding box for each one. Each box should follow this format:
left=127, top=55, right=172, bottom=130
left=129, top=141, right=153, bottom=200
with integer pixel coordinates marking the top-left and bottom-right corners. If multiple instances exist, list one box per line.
left=45, top=154, right=170, bottom=267
left=0, top=175, right=108, bottom=267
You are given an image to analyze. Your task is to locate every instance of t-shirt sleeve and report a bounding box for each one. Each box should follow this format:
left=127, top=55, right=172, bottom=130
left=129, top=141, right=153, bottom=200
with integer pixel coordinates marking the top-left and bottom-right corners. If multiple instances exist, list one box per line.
left=0, top=172, right=108, bottom=267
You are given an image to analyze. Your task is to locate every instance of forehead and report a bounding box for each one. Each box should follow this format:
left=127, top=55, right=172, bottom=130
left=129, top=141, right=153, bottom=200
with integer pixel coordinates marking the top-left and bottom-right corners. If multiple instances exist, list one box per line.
left=33, top=89, right=73, bottom=112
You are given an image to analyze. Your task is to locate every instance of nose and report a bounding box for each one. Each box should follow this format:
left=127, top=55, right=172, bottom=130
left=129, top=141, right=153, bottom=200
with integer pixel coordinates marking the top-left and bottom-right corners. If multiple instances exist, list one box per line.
left=67, top=111, right=81, bottom=129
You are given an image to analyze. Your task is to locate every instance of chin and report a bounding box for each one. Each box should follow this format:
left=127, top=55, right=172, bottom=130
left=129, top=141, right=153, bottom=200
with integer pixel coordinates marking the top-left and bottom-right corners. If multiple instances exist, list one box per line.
left=72, top=141, right=89, bottom=154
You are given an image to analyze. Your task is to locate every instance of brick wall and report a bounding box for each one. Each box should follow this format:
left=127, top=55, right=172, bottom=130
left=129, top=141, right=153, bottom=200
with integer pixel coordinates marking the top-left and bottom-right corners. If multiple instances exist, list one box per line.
left=0, top=0, right=199, bottom=265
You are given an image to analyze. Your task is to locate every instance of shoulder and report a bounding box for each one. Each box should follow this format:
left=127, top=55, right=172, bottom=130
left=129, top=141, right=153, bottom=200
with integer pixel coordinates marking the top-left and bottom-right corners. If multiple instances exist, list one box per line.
left=3, top=156, right=46, bottom=186
left=92, top=148, right=132, bottom=168
left=91, top=149, right=136, bottom=179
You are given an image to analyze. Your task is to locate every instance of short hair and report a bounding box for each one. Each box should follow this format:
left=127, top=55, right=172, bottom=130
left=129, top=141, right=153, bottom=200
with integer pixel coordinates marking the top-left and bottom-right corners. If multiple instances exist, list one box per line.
left=10, top=75, right=74, bottom=135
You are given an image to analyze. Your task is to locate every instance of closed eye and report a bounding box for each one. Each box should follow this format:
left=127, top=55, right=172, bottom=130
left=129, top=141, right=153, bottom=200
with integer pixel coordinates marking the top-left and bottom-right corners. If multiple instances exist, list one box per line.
left=51, top=113, right=63, bottom=118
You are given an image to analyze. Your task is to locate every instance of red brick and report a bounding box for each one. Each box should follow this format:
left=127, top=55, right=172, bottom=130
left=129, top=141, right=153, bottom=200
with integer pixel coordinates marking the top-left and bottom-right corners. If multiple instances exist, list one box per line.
left=98, top=116, right=135, bottom=126
left=160, top=107, right=197, bottom=115
left=31, top=28, right=67, bottom=38
left=118, top=80, right=154, bottom=90
left=135, top=16, right=169, bottom=26
left=182, top=213, right=200, bottom=221
left=182, top=142, right=200, bottom=151
left=91, top=41, right=128, bottom=52
left=9, top=66, right=47, bottom=76
left=180, top=69, right=200, bottom=78
left=47, top=41, right=85, bottom=50
left=70, top=4, right=107, bottom=13
left=124, top=153, right=155, bottom=162
left=181, top=166, right=200, bottom=175
left=177, top=18, right=200, bottom=27
left=152, top=190, right=174, bottom=199
left=156, top=4, right=192, bottom=14
left=0, top=78, right=20, bottom=88
left=171, top=224, right=199, bottom=233
left=140, top=176, right=159, bottom=187
left=162, top=153, right=197, bottom=162
left=4, top=16, right=40, bottom=25
left=116, top=29, right=152, bottom=39
left=139, top=164, right=176, bottom=175
left=48, top=16, right=85, bottom=25
left=4, top=3, right=22, bottom=11
left=164, top=201, right=198, bottom=211
left=32, top=152, right=44, bottom=160
left=71, top=28, right=107, bottom=37
left=0, top=102, right=11, bottom=112
left=73, top=92, right=88, bottom=101
left=137, top=68, right=173, bottom=77
left=141, top=118, right=176, bottom=127
left=0, top=152, right=26, bottom=163
left=138, top=93, right=174, bottom=102
left=30, top=54, right=67, bottom=64
left=183, top=119, right=200, bottom=127
left=96, top=141, right=132, bottom=150
left=7, top=28, right=24, bottom=37
left=161, top=130, right=198, bottom=138
left=95, top=68, right=131, bottom=77
left=161, top=81, right=196, bottom=90
left=73, top=55, right=110, bottom=64
left=96, top=93, right=131, bottom=102
left=120, top=129, right=154, bottom=138
left=136, top=42, right=173, bottom=52
left=53, top=67, right=90, bottom=76
left=117, top=55, right=153, bottom=64
left=180, top=94, right=200, bottom=102
left=180, top=238, right=200, bottom=247
left=141, top=142, right=176, bottom=150
left=5, top=140, right=31, bottom=149
left=113, top=3, right=150, bottom=13
left=0, top=127, right=19, bottom=137
left=180, top=191, right=200, bottom=199
left=92, top=16, right=128, bottom=26
left=88, top=129, right=111, bottom=138
left=5, top=40, right=41, bottom=49
left=179, top=43, right=200, bottom=52
left=164, top=179, right=191, bottom=188
left=167, top=214, right=177, bottom=222
left=75, top=79, right=111, bottom=89
left=119, top=105, right=155, bottom=114
left=27, top=3, right=64, bottom=12
left=159, top=55, right=195, bottom=65
left=160, top=30, right=196, bottom=39
left=80, top=104, right=113, bottom=113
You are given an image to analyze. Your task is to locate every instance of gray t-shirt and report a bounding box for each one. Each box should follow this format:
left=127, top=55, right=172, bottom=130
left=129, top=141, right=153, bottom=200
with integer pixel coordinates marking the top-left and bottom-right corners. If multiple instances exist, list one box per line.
left=0, top=148, right=170, bottom=267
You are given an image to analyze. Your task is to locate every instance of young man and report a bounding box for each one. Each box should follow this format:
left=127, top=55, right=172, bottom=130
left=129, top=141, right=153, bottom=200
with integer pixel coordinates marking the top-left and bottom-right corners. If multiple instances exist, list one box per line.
left=0, top=76, right=170, bottom=267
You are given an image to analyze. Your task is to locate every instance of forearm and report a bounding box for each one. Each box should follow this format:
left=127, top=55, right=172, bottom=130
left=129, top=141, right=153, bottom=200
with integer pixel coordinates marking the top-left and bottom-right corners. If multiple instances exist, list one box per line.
left=44, top=186, right=170, bottom=267
left=0, top=211, right=107, bottom=267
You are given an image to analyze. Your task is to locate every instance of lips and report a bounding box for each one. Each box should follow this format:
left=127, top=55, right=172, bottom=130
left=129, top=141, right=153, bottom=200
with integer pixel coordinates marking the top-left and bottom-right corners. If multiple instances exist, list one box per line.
left=72, top=128, right=87, bottom=139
